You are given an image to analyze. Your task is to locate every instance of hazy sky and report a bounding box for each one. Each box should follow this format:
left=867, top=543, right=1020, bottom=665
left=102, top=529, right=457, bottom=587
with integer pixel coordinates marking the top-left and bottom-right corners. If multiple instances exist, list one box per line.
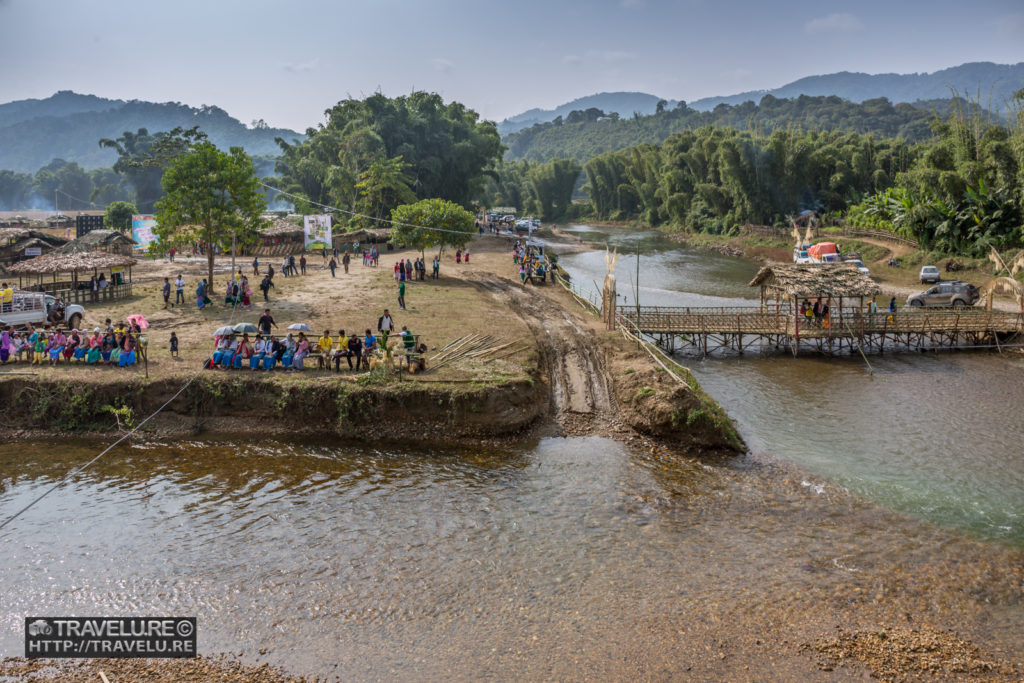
left=2, top=0, right=1022, bottom=131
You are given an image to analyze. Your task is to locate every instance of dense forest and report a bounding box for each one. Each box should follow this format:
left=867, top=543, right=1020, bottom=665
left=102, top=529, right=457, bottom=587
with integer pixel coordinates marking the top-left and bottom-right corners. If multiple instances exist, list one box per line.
left=503, top=95, right=975, bottom=164
left=270, top=92, right=503, bottom=227
left=504, top=94, right=1024, bottom=257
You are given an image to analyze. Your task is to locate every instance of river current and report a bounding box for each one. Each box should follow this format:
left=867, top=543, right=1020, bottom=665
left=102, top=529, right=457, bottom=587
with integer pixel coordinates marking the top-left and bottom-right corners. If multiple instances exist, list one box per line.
left=555, top=223, right=1024, bottom=545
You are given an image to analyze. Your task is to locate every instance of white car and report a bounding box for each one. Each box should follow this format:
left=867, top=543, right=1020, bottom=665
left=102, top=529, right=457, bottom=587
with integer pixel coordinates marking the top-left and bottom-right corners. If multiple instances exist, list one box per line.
left=920, top=265, right=940, bottom=284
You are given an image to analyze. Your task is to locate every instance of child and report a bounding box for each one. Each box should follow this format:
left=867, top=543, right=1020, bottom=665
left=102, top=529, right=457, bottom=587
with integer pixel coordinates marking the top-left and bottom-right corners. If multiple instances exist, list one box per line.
left=170, top=331, right=179, bottom=358
left=33, top=332, right=46, bottom=365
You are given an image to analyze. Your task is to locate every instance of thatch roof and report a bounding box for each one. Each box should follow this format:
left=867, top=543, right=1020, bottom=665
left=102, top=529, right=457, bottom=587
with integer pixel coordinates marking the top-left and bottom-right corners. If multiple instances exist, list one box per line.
left=55, top=229, right=135, bottom=254
left=749, top=264, right=880, bottom=298
left=335, top=228, right=391, bottom=243
left=261, top=217, right=303, bottom=237
left=7, top=250, right=137, bottom=275
left=0, top=227, right=32, bottom=241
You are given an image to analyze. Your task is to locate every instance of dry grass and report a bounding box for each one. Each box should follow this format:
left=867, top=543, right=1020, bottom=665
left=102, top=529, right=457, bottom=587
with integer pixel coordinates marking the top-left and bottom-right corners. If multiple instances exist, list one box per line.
left=1, top=238, right=534, bottom=386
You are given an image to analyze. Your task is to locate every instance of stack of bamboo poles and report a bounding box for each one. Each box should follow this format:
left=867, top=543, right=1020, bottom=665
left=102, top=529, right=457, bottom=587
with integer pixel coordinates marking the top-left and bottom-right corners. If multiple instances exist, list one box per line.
left=428, top=334, right=529, bottom=372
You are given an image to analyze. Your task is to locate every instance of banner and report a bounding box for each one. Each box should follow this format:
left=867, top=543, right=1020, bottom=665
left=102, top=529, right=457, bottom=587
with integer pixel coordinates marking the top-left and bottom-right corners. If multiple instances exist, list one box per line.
left=303, top=215, right=332, bottom=250
left=131, top=215, right=158, bottom=251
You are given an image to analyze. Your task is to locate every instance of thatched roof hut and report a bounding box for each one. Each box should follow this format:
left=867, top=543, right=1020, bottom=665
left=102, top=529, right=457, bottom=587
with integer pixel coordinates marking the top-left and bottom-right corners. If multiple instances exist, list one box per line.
left=8, top=250, right=137, bottom=276
left=55, top=229, right=136, bottom=256
left=334, top=228, right=391, bottom=245
left=749, top=264, right=880, bottom=300
left=261, top=217, right=304, bottom=237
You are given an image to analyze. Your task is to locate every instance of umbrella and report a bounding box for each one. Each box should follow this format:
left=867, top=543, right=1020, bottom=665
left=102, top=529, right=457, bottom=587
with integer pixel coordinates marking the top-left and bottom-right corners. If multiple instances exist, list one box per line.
left=287, top=323, right=312, bottom=332
left=214, top=325, right=236, bottom=337
left=127, top=314, right=150, bottom=329
left=233, top=322, right=259, bottom=334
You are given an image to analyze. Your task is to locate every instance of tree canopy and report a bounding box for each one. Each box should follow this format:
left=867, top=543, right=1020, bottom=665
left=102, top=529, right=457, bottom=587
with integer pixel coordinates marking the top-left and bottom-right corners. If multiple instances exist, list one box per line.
left=273, top=92, right=503, bottom=227
left=104, top=200, right=137, bottom=232
left=154, top=142, right=267, bottom=287
left=390, top=198, right=476, bottom=257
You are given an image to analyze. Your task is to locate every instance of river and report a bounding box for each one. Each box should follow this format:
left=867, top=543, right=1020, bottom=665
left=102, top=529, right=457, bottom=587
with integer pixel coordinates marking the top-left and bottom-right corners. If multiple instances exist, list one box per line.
left=554, top=223, right=1024, bottom=545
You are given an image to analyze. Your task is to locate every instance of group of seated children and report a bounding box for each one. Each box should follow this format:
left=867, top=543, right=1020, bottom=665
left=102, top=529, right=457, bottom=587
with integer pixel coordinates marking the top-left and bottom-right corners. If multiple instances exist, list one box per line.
left=209, top=326, right=417, bottom=373
left=0, top=322, right=141, bottom=367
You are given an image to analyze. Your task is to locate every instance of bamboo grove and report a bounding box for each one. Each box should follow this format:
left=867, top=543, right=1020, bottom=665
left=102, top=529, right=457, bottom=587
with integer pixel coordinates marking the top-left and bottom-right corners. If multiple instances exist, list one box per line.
left=494, top=94, right=1024, bottom=258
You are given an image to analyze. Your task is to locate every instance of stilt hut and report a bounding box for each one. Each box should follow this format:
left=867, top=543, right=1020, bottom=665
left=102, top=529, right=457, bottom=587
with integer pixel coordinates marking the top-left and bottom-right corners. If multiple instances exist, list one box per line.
left=257, top=218, right=305, bottom=255
left=749, top=264, right=881, bottom=350
left=7, top=250, right=137, bottom=304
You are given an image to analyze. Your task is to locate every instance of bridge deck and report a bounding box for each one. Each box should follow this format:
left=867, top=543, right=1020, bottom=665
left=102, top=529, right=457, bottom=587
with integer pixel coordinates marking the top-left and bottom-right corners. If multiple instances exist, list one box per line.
left=619, top=305, right=1024, bottom=348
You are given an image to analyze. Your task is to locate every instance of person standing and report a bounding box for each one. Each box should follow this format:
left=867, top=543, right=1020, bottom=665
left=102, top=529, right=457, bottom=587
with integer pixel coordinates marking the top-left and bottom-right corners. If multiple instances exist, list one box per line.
left=162, top=277, right=171, bottom=309
left=174, top=274, right=185, bottom=305
left=329, top=257, right=337, bottom=277
left=432, top=256, right=439, bottom=279
left=260, top=275, right=271, bottom=301
left=253, top=256, right=259, bottom=275
left=398, top=279, right=406, bottom=310
left=300, top=254, right=307, bottom=275
left=342, top=251, right=350, bottom=274
left=378, top=309, right=394, bottom=346
left=258, top=308, right=278, bottom=337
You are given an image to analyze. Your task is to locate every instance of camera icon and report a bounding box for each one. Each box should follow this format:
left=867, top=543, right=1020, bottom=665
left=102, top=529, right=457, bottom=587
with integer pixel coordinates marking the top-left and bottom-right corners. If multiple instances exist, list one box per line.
left=28, top=619, right=52, bottom=636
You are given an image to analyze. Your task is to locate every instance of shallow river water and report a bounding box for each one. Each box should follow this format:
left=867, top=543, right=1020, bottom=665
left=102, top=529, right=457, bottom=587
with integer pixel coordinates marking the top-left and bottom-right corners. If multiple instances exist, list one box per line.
left=556, top=224, right=1024, bottom=545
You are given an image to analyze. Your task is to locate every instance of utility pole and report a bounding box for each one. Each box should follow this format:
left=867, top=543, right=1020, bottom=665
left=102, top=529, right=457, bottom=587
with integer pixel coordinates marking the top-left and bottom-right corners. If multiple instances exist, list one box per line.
left=231, top=229, right=236, bottom=278
left=635, top=237, right=641, bottom=324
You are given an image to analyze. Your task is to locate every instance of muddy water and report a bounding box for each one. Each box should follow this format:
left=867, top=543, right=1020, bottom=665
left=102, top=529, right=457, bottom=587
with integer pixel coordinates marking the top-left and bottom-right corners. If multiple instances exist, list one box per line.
left=2, top=437, right=1019, bottom=679
left=555, top=224, right=1024, bottom=545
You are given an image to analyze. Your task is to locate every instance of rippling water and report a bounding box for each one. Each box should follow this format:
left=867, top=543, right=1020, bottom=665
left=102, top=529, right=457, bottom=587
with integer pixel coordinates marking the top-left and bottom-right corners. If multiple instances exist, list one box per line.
left=556, top=224, right=1024, bottom=544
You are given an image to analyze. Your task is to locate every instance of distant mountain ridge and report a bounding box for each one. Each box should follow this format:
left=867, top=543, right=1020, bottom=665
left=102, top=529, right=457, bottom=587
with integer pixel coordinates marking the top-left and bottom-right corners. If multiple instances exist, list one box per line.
left=498, top=62, right=1024, bottom=134
left=689, top=62, right=1024, bottom=111
left=498, top=92, right=678, bottom=135
left=0, top=91, right=304, bottom=173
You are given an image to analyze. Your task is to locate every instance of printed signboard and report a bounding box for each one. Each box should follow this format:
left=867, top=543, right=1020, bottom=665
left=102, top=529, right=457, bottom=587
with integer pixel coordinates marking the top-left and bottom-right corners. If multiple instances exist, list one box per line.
left=303, top=215, right=332, bottom=250
left=131, top=215, right=157, bottom=251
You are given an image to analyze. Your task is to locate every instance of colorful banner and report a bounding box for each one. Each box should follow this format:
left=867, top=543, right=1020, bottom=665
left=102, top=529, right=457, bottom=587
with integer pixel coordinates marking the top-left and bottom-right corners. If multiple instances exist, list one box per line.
left=303, top=215, right=332, bottom=250
left=131, top=215, right=157, bottom=251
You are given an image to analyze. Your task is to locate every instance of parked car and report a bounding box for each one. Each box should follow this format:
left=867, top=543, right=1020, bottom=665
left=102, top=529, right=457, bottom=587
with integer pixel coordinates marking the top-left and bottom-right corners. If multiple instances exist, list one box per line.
left=0, top=290, right=85, bottom=329
left=920, top=265, right=941, bottom=284
left=907, top=281, right=979, bottom=308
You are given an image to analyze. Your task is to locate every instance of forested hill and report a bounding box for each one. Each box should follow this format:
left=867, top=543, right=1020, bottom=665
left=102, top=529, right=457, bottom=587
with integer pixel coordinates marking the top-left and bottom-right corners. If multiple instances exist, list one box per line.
left=0, top=91, right=303, bottom=172
left=689, top=61, right=1024, bottom=111
left=503, top=95, right=970, bottom=163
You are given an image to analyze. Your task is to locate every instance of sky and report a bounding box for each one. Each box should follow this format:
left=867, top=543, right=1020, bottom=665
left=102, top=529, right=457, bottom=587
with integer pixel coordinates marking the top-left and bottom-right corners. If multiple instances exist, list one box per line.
left=1, top=0, right=1022, bottom=132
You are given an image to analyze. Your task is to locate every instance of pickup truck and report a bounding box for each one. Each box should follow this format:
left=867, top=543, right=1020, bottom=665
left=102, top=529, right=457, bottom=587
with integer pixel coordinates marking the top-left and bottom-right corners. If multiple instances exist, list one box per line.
left=0, top=290, right=85, bottom=329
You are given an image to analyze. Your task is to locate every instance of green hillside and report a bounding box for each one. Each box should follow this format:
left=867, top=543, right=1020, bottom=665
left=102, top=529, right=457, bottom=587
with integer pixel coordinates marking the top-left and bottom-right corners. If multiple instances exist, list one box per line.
left=0, top=92, right=303, bottom=172
left=502, top=95, right=974, bottom=163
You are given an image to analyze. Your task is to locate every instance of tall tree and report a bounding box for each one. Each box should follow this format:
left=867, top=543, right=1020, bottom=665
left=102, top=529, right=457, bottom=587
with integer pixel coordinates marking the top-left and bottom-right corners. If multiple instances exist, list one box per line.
left=99, top=126, right=208, bottom=212
left=155, top=143, right=267, bottom=288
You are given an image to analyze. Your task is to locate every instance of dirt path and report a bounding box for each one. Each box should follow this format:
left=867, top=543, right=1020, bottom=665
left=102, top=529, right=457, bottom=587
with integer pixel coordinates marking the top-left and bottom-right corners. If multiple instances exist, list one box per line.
left=468, top=272, right=615, bottom=435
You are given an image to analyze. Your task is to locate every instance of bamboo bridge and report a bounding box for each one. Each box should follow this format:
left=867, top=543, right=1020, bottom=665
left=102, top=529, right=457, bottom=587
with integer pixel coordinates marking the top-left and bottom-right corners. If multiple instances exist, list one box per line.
left=598, top=263, right=1024, bottom=357
left=618, top=304, right=1024, bottom=356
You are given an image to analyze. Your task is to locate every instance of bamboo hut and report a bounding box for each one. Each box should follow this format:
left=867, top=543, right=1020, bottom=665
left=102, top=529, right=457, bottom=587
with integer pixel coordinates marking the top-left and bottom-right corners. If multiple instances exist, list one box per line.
left=0, top=228, right=69, bottom=265
left=7, top=250, right=137, bottom=304
left=749, top=264, right=881, bottom=341
left=333, top=228, right=391, bottom=247
left=257, top=218, right=305, bottom=255
left=54, top=229, right=136, bottom=256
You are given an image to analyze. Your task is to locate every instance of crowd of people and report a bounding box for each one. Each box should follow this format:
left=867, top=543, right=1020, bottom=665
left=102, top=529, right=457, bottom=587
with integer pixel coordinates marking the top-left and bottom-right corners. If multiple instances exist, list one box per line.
left=0, top=318, right=143, bottom=367
left=207, top=308, right=420, bottom=373
left=512, top=240, right=556, bottom=284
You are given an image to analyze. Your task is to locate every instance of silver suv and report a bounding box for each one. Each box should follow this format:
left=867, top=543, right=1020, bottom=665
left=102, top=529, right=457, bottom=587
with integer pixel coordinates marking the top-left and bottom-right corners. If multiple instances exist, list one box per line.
left=907, top=281, right=979, bottom=308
